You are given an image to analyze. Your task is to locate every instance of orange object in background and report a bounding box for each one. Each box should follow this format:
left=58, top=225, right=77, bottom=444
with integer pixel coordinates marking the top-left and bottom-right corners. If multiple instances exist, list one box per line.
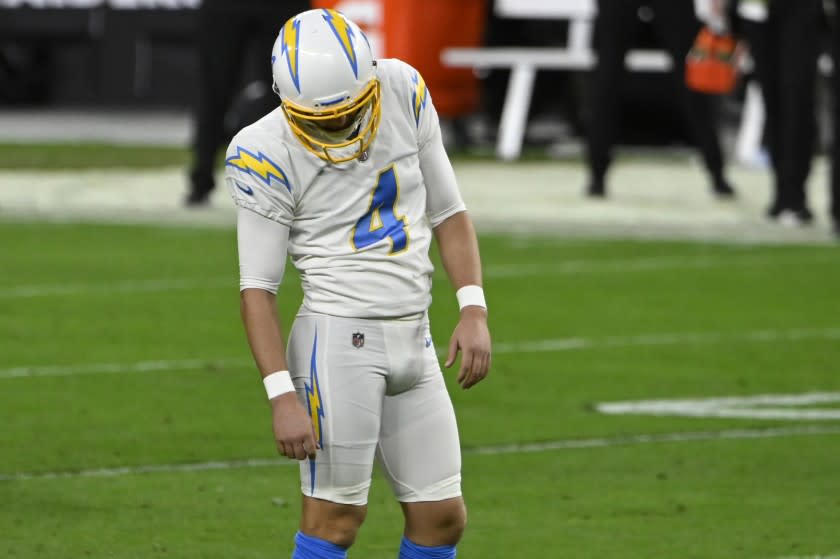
left=312, top=1, right=387, bottom=63
left=313, top=0, right=487, bottom=118
left=383, top=0, right=486, bottom=117
left=685, top=27, right=739, bottom=95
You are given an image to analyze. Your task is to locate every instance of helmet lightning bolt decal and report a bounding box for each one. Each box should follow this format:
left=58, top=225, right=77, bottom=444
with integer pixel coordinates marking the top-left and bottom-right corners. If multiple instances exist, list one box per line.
left=225, top=147, right=290, bottom=191
left=411, top=71, right=428, bottom=127
left=305, top=332, right=325, bottom=496
left=322, top=9, right=359, bottom=78
left=281, top=17, right=301, bottom=93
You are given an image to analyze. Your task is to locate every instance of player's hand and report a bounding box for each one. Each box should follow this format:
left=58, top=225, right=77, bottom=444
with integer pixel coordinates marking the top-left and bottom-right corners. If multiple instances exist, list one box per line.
left=270, top=392, right=318, bottom=461
left=445, top=306, right=491, bottom=389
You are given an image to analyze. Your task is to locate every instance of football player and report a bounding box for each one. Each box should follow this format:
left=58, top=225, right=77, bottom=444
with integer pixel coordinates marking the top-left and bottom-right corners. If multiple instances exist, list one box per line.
left=225, top=9, right=492, bottom=559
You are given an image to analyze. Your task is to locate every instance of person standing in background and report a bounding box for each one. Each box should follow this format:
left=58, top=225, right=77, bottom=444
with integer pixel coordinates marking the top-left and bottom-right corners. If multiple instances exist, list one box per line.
left=186, top=0, right=310, bottom=206
left=729, top=0, right=824, bottom=225
left=586, top=0, right=737, bottom=199
left=828, top=0, right=840, bottom=238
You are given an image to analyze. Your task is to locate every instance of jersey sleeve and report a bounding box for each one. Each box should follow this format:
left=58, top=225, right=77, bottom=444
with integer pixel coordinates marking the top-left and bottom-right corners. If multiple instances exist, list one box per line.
left=397, top=65, right=466, bottom=226
left=236, top=206, right=289, bottom=294
left=404, top=66, right=440, bottom=151
left=420, top=126, right=466, bottom=228
left=224, top=140, right=296, bottom=227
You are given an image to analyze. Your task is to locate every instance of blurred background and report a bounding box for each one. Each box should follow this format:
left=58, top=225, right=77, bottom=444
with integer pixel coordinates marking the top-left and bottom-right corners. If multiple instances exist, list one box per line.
left=2, top=0, right=838, bottom=240
left=0, top=0, right=755, bottom=152
left=2, top=2, right=840, bottom=558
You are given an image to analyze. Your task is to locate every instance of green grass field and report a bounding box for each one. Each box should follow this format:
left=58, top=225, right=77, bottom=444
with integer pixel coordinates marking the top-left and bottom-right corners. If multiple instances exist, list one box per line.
left=0, top=142, right=571, bottom=170
left=1, top=218, right=839, bottom=559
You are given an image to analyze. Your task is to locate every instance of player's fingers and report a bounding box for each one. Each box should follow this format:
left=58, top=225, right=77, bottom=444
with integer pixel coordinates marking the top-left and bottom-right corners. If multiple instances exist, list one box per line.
left=462, top=361, right=478, bottom=389
left=469, top=353, right=485, bottom=385
left=444, top=336, right=459, bottom=368
left=476, top=353, right=490, bottom=382
left=458, top=349, right=474, bottom=386
left=301, top=440, right=314, bottom=459
left=303, top=432, right=318, bottom=459
left=277, top=441, right=290, bottom=458
left=464, top=351, right=489, bottom=389
left=291, top=441, right=308, bottom=461
left=479, top=352, right=490, bottom=376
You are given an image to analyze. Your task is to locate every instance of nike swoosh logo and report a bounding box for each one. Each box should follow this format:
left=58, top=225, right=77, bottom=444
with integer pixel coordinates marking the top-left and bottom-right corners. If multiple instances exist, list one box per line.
left=236, top=182, right=254, bottom=196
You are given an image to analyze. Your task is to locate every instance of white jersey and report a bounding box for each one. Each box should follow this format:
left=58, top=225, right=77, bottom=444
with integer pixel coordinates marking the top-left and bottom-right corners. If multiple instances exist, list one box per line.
left=226, top=58, right=465, bottom=318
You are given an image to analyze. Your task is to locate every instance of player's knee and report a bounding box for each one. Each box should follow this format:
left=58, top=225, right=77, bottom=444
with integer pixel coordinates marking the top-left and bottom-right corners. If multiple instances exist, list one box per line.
left=440, top=500, right=467, bottom=543
left=301, top=500, right=367, bottom=548
left=404, top=498, right=467, bottom=546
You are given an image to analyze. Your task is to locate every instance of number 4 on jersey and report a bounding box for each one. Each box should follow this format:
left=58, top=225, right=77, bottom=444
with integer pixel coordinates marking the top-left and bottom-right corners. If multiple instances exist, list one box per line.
left=352, top=165, right=409, bottom=255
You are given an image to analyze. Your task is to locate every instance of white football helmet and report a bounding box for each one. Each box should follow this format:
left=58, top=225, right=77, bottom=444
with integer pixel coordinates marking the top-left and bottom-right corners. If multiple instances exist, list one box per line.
left=271, top=9, right=381, bottom=164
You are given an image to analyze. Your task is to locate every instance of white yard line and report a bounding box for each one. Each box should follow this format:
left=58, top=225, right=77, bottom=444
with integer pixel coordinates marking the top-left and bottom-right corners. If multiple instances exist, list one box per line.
left=0, top=358, right=248, bottom=379
left=598, top=392, right=840, bottom=421
left=0, top=277, right=233, bottom=298
left=484, top=254, right=734, bottom=278
left=482, top=252, right=835, bottom=278
left=3, top=327, right=839, bottom=379
left=492, top=327, right=840, bottom=354
left=2, top=424, right=838, bottom=482
left=2, top=252, right=836, bottom=299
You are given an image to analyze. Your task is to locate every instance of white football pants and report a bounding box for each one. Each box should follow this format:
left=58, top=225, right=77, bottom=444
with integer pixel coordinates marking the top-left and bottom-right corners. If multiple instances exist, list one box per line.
left=286, top=311, right=462, bottom=505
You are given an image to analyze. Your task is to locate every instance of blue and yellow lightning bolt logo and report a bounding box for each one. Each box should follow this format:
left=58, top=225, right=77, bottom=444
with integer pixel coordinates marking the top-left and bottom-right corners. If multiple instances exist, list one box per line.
left=411, top=71, right=428, bottom=127
left=322, top=9, right=359, bottom=78
left=305, top=332, right=325, bottom=496
left=225, top=147, right=290, bottom=192
left=280, top=17, right=301, bottom=93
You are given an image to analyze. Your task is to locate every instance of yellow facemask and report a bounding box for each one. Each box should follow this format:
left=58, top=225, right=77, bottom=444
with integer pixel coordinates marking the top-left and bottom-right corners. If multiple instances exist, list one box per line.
left=282, top=79, right=381, bottom=164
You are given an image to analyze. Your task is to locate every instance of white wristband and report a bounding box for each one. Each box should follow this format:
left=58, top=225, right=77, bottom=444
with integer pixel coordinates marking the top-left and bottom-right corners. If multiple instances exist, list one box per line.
left=263, top=370, right=295, bottom=400
left=456, top=285, right=487, bottom=311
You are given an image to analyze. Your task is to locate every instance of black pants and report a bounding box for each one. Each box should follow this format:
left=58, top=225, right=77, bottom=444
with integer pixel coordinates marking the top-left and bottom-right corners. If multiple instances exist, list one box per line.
left=741, top=0, right=822, bottom=213
left=189, top=0, right=310, bottom=198
left=587, top=0, right=725, bottom=188
left=831, top=11, right=840, bottom=224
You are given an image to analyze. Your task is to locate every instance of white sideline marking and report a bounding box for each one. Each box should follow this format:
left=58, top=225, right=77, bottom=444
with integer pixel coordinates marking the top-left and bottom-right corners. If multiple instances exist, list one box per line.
left=598, top=392, right=840, bottom=421
left=2, top=424, right=839, bottom=482
left=0, top=358, right=247, bottom=379
left=493, top=327, right=840, bottom=354
left=3, top=327, right=840, bottom=379
left=0, top=277, right=232, bottom=298
left=2, top=252, right=836, bottom=299
left=484, top=254, right=727, bottom=278
left=482, top=252, right=834, bottom=278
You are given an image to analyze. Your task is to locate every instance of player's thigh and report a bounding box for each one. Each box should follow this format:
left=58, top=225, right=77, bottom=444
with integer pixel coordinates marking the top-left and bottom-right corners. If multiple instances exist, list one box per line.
left=376, top=356, right=462, bottom=503
left=287, top=313, right=387, bottom=505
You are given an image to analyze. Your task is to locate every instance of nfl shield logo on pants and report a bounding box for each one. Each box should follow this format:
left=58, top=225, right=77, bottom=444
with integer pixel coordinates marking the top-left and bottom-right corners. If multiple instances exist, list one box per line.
left=352, top=332, right=365, bottom=349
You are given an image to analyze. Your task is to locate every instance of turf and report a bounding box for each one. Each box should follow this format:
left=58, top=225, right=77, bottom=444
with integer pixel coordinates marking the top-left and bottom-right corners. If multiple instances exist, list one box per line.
left=0, top=143, right=192, bottom=170
left=0, top=141, right=690, bottom=170
left=1, top=221, right=839, bottom=558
